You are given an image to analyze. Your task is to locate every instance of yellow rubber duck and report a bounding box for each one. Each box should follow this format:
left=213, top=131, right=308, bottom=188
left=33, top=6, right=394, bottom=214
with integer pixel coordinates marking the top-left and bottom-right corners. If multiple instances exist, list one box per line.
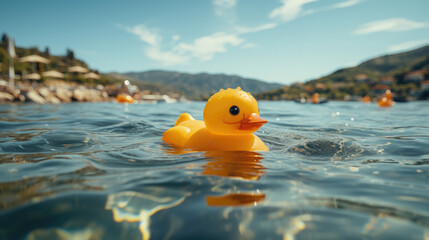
left=162, top=87, right=269, bottom=151
left=378, top=90, right=394, bottom=107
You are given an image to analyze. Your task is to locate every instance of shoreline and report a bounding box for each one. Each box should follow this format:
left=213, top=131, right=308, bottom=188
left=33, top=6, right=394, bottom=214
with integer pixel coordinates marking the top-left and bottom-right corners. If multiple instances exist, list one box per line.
left=0, top=80, right=187, bottom=104
left=0, top=81, right=113, bottom=104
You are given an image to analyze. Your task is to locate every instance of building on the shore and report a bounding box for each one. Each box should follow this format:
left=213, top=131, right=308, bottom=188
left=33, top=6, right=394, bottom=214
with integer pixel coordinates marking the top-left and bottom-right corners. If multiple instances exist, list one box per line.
left=315, top=83, right=327, bottom=90
left=422, top=80, right=429, bottom=91
left=405, top=70, right=426, bottom=84
left=371, top=84, right=390, bottom=96
left=379, top=76, right=394, bottom=85
left=355, top=74, right=369, bottom=83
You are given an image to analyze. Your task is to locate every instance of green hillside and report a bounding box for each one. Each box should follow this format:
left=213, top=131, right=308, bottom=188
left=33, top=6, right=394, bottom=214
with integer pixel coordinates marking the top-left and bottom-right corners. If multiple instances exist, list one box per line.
left=312, top=45, right=429, bottom=84
left=110, top=70, right=283, bottom=100
left=257, top=45, right=429, bottom=101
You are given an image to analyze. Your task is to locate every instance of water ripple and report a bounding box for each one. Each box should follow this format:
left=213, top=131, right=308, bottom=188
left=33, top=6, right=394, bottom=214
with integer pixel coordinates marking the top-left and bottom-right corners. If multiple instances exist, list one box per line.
left=0, top=101, right=428, bottom=239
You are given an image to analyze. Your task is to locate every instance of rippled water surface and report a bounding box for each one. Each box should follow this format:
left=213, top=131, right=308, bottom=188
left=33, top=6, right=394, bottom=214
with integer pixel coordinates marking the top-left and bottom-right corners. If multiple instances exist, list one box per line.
left=0, top=101, right=428, bottom=239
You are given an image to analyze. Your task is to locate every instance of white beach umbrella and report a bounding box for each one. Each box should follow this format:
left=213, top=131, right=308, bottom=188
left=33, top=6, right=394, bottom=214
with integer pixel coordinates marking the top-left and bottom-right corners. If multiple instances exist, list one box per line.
left=26, top=73, right=41, bottom=80
left=83, top=72, right=100, bottom=80
left=68, top=66, right=88, bottom=73
left=43, top=70, right=64, bottom=79
left=19, top=55, right=50, bottom=64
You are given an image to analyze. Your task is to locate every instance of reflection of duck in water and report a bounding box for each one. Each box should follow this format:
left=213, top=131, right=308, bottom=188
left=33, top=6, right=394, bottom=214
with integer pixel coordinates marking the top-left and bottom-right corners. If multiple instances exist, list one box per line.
left=378, top=90, right=394, bottom=107
left=116, top=80, right=134, bottom=103
left=164, top=149, right=267, bottom=207
left=203, top=151, right=266, bottom=207
left=202, top=151, right=265, bottom=180
left=163, top=87, right=268, bottom=151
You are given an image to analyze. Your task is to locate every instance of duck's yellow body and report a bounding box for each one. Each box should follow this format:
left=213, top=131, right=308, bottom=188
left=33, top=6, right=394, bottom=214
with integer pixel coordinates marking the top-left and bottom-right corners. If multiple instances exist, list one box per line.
left=162, top=87, right=269, bottom=151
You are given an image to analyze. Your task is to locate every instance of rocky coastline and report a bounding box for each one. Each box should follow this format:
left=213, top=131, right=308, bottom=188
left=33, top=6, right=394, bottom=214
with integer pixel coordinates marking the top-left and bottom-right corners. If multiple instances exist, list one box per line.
left=0, top=81, right=113, bottom=104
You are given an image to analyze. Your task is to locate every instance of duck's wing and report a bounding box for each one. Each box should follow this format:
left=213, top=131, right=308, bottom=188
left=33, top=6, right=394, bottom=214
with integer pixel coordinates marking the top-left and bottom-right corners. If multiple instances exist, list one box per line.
left=175, top=113, right=195, bottom=126
left=162, top=126, right=191, bottom=148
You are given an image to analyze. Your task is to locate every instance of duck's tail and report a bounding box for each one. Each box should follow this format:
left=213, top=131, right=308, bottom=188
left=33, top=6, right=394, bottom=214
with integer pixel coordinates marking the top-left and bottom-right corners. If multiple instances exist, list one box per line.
left=174, top=113, right=194, bottom=126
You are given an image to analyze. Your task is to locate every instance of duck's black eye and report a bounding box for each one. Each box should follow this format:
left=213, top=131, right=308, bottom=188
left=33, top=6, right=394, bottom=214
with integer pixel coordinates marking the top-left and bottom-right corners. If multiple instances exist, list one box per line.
left=229, top=105, right=240, bottom=116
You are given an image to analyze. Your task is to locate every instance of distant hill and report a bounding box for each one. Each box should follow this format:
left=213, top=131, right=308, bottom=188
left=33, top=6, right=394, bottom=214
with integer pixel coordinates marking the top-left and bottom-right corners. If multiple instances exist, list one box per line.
left=311, top=45, right=429, bottom=85
left=106, top=72, right=176, bottom=95
left=257, top=45, right=429, bottom=100
left=107, top=70, right=283, bottom=100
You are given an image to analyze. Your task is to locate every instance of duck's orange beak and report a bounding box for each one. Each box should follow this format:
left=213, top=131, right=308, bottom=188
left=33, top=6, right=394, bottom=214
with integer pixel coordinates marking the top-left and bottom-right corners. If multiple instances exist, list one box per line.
left=239, top=113, right=268, bottom=130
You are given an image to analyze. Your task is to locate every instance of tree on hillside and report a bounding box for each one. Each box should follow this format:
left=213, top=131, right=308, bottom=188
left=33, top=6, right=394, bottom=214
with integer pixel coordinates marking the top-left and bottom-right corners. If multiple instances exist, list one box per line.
left=66, top=49, right=75, bottom=60
left=1, top=33, right=7, bottom=43
left=44, top=47, right=50, bottom=57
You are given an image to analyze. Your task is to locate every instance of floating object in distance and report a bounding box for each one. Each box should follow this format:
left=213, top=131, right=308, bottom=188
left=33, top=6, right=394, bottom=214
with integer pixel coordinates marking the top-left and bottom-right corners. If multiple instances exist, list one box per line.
left=116, top=80, right=134, bottom=103
left=378, top=90, right=394, bottom=107
left=294, top=93, right=329, bottom=104
left=116, top=93, right=134, bottom=103
left=312, top=93, right=320, bottom=104
left=362, top=95, right=371, bottom=103
left=163, top=87, right=269, bottom=151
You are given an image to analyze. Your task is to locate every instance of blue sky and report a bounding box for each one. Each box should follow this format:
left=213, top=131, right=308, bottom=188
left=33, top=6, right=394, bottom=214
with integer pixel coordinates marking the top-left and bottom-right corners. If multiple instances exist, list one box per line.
left=1, top=0, right=429, bottom=84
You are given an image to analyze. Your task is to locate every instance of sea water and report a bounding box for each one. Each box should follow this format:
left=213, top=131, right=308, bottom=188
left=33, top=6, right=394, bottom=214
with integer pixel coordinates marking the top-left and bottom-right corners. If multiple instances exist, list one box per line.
left=0, top=101, right=428, bottom=239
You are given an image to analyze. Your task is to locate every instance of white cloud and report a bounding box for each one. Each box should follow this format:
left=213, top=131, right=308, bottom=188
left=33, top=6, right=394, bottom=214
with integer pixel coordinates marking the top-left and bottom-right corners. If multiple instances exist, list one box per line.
left=175, top=32, right=244, bottom=60
left=122, top=24, right=161, bottom=47
left=235, top=23, right=278, bottom=34
left=332, top=0, right=361, bottom=9
left=213, top=0, right=236, bottom=8
left=213, top=0, right=237, bottom=16
left=172, top=35, right=180, bottom=42
left=242, top=43, right=257, bottom=49
left=388, top=40, right=429, bottom=52
left=269, top=0, right=317, bottom=22
left=354, top=18, right=426, bottom=35
left=145, top=47, right=189, bottom=66
left=120, top=23, right=247, bottom=65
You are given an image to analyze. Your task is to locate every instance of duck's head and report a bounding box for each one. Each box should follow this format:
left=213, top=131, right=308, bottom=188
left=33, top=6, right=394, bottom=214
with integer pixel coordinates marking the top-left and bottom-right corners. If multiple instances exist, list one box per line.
left=203, top=87, right=268, bottom=135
